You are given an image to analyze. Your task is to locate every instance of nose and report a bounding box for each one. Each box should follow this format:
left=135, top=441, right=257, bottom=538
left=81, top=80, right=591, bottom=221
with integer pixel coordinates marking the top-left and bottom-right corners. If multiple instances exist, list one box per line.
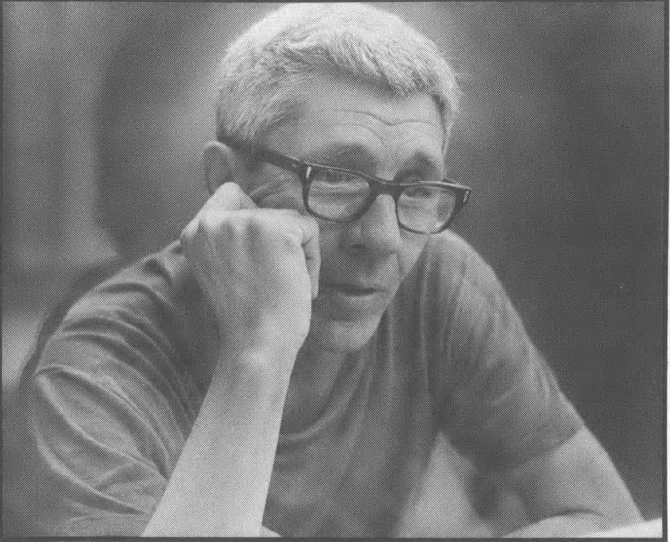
left=343, top=193, right=402, bottom=255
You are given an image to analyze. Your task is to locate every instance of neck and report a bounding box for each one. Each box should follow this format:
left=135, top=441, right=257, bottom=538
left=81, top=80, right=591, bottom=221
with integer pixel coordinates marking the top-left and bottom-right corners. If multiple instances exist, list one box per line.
left=280, top=339, right=353, bottom=433
left=293, top=338, right=349, bottom=381
left=198, top=299, right=360, bottom=433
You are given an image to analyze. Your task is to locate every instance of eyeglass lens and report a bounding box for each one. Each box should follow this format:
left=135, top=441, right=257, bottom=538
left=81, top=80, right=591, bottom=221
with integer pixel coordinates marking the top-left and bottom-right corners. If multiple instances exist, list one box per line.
left=307, top=168, right=458, bottom=233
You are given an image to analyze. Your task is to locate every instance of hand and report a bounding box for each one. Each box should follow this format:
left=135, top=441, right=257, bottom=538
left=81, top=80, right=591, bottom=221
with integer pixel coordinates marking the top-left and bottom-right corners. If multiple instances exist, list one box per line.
left=180, top=182, right=320, bottom=367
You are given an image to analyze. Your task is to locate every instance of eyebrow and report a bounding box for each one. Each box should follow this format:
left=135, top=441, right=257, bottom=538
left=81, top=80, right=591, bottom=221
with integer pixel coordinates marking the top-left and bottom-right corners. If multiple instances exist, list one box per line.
left=303, top=142, right=444, bottom=177
left=303, top=143, right=378, bottom=170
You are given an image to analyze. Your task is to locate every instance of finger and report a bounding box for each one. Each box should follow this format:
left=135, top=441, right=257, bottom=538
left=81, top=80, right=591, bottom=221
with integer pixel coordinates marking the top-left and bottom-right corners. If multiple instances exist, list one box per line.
left=180, top=183, right=256, bottom=256
left=296, top=215, right=321, bottom=299
left=201, top=182, right=258, bottom=214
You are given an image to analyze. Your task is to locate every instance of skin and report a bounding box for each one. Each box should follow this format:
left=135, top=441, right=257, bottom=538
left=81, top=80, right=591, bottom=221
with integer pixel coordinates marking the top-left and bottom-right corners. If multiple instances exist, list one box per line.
left=251, top=77, right=441, bottom=353
left=240, top=77, right=444, bottom=429
left=142, top=76, right=641, bottom=537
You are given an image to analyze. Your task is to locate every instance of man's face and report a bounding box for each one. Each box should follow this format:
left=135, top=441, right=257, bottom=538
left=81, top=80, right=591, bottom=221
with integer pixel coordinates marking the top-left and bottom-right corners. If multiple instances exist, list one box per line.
left=244, top=76, right=445, bottom=353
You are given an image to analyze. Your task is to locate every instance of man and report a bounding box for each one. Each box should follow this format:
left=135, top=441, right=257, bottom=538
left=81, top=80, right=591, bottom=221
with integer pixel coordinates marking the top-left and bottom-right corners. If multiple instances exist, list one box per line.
left=19, top=3, right=641, bottom=537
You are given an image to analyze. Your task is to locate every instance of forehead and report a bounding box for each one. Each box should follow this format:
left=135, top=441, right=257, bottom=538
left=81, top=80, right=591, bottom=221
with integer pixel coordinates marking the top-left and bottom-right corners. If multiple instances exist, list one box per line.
left=267, top=76, right=445, bottom=167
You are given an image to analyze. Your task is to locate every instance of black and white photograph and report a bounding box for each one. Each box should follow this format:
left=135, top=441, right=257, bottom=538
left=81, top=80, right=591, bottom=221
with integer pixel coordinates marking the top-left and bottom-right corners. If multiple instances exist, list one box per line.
left=2, top=2, right=665, bottom=537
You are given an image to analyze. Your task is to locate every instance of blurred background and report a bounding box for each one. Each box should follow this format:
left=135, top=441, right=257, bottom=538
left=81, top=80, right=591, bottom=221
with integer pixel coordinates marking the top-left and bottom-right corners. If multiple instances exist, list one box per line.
left=3, top=0, right=665, bottom=530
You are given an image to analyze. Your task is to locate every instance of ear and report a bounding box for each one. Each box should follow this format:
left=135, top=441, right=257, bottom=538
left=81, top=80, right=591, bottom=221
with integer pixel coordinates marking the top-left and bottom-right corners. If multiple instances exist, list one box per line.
left=203, top=140, right=236, bottom=195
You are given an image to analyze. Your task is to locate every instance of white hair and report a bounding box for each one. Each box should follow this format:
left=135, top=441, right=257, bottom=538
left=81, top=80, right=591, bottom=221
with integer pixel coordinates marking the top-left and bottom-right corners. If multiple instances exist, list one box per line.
left=215, top=3, right=461, bottom=151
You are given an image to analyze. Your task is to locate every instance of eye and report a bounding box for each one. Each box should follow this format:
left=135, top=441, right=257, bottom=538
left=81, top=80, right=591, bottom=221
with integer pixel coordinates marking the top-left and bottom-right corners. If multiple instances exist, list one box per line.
left=402, top=185, right=435, bottom=200
left=400, top=173, right=425, bottom=184
left=313, top=168, right=358, bottom=185
left=398, top=169, right=440, bottom=184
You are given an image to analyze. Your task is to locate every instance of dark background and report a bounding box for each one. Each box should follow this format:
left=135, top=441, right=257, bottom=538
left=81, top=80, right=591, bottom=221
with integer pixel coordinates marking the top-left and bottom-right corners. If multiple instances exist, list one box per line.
left=3, top=1, right=665, bottom=526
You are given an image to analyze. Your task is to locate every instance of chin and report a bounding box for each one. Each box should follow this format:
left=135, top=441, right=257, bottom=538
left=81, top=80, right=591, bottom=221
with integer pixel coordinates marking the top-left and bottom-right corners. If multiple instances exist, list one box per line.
left=306, top=312, right=382, bottom=353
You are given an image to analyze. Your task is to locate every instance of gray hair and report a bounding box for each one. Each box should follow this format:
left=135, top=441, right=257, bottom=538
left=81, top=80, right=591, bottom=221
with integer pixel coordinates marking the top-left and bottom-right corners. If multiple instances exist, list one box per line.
left=215, top=3, right=461, bottom=152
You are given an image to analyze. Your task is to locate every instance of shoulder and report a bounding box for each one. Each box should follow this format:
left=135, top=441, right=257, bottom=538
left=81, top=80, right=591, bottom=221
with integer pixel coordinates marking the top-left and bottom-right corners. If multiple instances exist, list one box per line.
left=390, top=231, right=509, bottom=369
left=26, top=242, right=205, bottom=386
left=407, top=230, right=504, bottom=310
left=66, top=241, right=194, bottom=323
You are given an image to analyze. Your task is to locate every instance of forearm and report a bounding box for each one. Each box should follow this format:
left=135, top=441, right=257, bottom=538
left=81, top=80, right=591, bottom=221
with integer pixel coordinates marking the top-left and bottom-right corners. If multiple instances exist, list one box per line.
left=504, top=511, right=640, bottom=538
left=142, top=345, right=295, bottom=537
left=499, top=427, right=642, bottom=538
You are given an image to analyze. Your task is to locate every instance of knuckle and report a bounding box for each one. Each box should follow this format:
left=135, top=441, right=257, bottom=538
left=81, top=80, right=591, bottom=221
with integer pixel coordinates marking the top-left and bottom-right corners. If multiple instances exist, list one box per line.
left=190, top=211, right=229, bottom=242
left=245, top=213, right=269, bottom=238
left=198, top=213, right=218, bottom=236
left=214, top=181, right=238, bottom=200
left=180, top=223, right=194, bottom=244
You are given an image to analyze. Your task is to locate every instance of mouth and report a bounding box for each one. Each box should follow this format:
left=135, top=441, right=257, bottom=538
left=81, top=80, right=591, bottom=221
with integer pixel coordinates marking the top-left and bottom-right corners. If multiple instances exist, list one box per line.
left=321, top=283, right=382, bottom=296
left=317, top=281, right=392, bottom=319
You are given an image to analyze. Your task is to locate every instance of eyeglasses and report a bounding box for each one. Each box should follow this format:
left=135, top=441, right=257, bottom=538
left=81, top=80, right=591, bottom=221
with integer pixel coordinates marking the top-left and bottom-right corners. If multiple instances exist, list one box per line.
left=216, top=135, right=472, bottom=234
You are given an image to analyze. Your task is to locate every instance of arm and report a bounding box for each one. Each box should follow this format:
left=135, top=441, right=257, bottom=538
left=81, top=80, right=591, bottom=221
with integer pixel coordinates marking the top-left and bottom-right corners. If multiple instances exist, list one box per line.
left=143, top=182, right=319, bottom=536
left=496, top=426, right=642, bottom=537
left=141, top=346, right=293, bottom=536
left=437, top=240, right=641, bottom=537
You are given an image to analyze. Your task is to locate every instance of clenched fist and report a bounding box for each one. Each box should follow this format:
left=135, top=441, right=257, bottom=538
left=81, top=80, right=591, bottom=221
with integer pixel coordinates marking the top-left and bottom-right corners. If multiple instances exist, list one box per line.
left=180, top=182, right=320, bottom=371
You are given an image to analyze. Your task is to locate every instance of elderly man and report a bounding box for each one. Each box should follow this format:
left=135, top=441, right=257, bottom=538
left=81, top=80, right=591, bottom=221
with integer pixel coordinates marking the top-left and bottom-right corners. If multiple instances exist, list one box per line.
left=19, top=3, right=640, bottom=537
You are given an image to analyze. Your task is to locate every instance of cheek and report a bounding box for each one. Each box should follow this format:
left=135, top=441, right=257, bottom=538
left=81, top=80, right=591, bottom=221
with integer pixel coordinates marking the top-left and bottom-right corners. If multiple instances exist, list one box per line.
left=317, top=225, right=428, bottom=275
left=315, top=224, right=340, bottom=262
left=255, top=188, right=305, bottom=212
left=397, top=234, right=429, bottom=276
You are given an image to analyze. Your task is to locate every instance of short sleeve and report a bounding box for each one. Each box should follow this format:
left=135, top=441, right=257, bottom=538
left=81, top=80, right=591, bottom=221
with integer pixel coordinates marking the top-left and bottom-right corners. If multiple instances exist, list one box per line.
left=21, top=368, right=166, bottom=535
left=436, top=239, right=584, bottom=471
left=17, top=303, right=200, bottom=535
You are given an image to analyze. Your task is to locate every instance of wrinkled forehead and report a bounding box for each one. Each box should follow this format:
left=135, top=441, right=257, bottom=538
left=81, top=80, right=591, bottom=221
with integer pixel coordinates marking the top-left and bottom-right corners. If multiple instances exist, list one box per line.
left=264, top=76, right=446, bottom=169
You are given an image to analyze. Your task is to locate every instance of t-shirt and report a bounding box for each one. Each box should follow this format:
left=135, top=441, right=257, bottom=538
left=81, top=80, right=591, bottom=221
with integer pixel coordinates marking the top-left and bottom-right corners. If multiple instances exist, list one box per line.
left=18, top=231, right=583, bottom=537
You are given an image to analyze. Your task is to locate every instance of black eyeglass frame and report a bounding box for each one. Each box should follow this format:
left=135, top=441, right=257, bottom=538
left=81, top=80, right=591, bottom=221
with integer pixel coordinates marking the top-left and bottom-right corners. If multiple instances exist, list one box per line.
left=216, top=135, right=472, bottom=234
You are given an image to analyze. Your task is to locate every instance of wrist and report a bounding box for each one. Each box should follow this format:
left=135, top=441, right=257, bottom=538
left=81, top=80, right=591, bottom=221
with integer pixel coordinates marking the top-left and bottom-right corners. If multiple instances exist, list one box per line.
left=214, top=316, right=310, bottom=360
left=213, top=340, right=300, bottom=394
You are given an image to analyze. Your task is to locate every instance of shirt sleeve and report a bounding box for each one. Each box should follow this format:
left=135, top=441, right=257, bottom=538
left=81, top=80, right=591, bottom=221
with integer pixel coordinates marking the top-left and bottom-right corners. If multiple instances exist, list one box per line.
left=435, top=237, right=584, bottom=472
left=18, top=310, right=197, bottom=536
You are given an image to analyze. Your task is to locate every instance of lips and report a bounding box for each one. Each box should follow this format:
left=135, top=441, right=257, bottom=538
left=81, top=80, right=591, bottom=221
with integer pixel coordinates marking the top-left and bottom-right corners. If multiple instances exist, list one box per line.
left=321, top=282, right=383, bottom=296
left=316, top=280, right=391, bottom=320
